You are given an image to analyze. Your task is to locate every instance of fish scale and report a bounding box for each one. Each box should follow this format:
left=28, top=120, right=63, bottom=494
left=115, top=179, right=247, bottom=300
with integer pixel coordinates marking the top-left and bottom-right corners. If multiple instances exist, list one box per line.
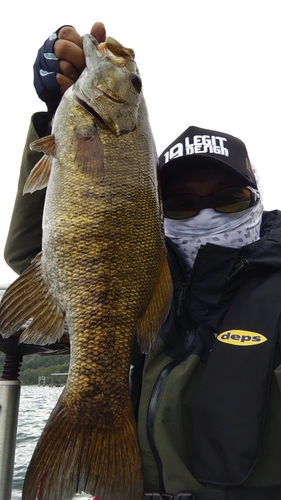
left=0, top=33, right=172, bottom=500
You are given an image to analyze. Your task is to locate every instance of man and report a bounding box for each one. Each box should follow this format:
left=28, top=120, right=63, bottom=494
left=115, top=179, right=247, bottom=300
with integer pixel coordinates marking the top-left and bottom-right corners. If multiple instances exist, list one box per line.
left=4, top=24, right=281, bottom=500
left=138, top=125, right=281, bottom=499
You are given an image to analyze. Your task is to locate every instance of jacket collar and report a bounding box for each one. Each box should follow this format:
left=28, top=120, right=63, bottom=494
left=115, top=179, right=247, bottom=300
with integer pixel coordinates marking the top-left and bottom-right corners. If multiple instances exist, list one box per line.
left=172, top=209, right=281, bottom=323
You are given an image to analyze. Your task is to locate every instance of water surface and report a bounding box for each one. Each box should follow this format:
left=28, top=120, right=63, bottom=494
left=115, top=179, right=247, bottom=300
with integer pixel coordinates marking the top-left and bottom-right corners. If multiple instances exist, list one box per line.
left=12, top=385, right=93, bottom=499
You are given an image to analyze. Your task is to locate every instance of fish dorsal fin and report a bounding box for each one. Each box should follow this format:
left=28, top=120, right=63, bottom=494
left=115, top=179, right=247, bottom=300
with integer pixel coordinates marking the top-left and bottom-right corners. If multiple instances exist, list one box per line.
left=0, top=252, right=65, bottom=344
left=30, top=134, right=56, bottom=157
left=74, top=130, right=105, bottom=175
left=23, top=155, right=52, bottom=194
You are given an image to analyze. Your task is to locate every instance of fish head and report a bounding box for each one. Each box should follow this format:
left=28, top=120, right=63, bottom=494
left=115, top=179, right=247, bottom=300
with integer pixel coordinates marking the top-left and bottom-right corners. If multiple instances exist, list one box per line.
left=73, top=34, right=143, bottom=136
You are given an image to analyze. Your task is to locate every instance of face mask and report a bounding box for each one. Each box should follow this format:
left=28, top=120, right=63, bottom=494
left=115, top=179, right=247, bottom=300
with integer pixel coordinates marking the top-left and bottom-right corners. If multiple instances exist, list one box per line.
left=164, top=200, right=263, bottom=270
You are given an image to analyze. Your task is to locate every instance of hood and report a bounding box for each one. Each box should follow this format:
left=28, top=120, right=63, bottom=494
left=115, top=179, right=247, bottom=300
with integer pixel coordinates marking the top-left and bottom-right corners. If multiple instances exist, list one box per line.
left=240, top=209, right=281, bottom=268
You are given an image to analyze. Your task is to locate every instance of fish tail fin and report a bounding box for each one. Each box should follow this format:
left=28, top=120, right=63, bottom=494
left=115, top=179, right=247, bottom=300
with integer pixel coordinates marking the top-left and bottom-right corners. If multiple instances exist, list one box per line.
left=22, top=395, right=143, bottom=500
left=0, top=253, right=65, bottom=344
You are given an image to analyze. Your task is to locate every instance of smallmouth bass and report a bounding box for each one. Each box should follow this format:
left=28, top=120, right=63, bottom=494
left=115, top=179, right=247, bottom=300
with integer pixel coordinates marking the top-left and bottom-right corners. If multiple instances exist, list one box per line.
left=0, top=34, right=172, bottom=500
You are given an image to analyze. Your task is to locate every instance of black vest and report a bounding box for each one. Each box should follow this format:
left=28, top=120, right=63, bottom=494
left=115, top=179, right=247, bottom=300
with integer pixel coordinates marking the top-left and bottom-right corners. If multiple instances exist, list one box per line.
left=191, top=269, right=281, bottom=486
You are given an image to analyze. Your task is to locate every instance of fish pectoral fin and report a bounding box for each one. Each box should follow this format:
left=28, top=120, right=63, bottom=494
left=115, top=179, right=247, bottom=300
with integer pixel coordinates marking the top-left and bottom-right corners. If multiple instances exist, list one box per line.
left=74, top=129, right=105, bottom=175
left=30, top=134, right=56, bottom=157
left=23, top=154, right=52, bottom=193
left=137, top=252, right=173, bottom=354
left=0, top=253, right=65, bottom=345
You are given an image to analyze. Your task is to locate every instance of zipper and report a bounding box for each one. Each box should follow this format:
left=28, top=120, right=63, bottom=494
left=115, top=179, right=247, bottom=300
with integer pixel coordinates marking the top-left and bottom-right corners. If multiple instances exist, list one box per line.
left=184, top=246, right=205, bottom=313
left=146, top=343, right=192, bottom=493
left=227, top=259, right=249, bottom=281
left=146, top=238, right=193, bottom=491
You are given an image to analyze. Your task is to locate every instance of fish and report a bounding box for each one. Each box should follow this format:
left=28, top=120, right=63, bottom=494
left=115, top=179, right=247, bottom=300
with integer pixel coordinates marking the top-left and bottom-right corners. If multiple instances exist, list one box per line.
left=0, top=34, right=173, bottom=500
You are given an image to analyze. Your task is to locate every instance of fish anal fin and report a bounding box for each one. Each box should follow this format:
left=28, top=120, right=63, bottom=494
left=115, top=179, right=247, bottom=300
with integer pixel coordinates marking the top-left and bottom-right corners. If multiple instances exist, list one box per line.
left=30, top=135, right=56, bottom=157
left=137, top=252, right=173, bottom=353
left=0, top=252, right=65, bottom=345
left=74, top=130, right=105, bottom=175
left=22, top=396, right=143, bottom=500
left=23, top=155, right=52, bottom=194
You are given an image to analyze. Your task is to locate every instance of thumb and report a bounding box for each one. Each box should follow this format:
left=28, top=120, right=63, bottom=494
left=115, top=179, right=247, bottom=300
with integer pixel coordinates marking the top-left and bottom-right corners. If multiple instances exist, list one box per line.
left=90, top=22, right=106, bottom=43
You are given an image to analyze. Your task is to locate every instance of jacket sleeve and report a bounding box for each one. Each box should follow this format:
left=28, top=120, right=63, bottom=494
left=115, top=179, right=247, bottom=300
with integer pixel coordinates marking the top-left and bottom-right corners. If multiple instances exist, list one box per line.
left=4, top=112, right=52, bottom=275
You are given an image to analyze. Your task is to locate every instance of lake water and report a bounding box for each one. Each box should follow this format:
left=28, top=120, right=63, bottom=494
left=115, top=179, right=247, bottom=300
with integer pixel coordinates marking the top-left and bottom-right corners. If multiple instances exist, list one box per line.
left=11, top=385, right=93, bottom=500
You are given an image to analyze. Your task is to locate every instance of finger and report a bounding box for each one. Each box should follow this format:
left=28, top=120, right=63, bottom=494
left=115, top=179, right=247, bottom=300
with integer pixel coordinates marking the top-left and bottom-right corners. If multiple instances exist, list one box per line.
left=54, top=39, right=85, bottom=72
left=91, top=22, right=106, bottom=43
left=57, top=25, right=83, bottom=49
left=58, top=60, right=80, bottom=82
left=56, top=73, right=75, bottom=94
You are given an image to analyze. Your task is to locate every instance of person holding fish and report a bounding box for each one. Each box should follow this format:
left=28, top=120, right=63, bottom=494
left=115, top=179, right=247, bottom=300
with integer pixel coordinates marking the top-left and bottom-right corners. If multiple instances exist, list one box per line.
left=2, top=21, right=281, bottom=500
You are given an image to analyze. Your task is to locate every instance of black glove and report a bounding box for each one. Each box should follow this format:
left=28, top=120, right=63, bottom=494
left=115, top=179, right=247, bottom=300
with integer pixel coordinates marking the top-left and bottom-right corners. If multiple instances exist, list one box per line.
left=33, top=26, right=72, bottom=114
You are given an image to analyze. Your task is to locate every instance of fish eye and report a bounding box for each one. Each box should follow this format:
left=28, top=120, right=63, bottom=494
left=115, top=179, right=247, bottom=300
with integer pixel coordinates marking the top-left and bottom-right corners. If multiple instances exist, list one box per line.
left=130, top=74, right=142, bottom=93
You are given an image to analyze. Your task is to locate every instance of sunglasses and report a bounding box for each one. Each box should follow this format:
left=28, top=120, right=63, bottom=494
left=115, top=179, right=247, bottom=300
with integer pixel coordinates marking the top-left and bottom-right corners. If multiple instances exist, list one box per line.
left=163, top=186, right=260, bottom=220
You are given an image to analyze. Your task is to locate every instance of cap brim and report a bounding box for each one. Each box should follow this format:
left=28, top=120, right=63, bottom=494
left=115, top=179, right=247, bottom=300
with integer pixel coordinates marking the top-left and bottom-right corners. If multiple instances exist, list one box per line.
left=160, top=154, right=257, bottom=188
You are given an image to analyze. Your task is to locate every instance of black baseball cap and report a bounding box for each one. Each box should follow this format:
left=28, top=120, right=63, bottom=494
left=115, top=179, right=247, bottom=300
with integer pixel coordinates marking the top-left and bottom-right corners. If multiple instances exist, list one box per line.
left=159, top=125, right=257, bottom=189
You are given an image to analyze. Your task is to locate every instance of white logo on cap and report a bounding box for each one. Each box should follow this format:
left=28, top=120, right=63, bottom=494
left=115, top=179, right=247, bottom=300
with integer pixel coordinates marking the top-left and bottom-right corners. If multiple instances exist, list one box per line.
left=163, top=135, right=229, bottom=163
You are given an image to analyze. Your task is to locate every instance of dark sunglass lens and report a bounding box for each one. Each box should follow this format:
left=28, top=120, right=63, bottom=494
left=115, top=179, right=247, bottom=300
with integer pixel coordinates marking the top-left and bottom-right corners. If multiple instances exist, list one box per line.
left=163, top=194, right=199, bottom=219
left=213, top=187, right=252, bottom=213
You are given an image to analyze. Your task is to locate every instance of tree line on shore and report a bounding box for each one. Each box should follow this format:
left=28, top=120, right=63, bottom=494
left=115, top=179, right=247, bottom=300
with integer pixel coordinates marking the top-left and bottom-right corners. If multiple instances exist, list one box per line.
left=0, top=352, right=70, bottom=385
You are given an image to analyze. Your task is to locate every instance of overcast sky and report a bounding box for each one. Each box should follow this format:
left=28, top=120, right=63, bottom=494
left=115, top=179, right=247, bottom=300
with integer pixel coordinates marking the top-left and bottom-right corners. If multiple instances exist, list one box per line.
left=1, top=0, right=280, bottom=284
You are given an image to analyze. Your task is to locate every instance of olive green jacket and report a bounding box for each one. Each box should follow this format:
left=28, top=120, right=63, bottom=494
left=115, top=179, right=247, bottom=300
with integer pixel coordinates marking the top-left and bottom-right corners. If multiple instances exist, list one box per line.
left=138, top=236, right=281, bottom=496
left=4, top=113, right=51, bottom=274
left=5, top=113, right=281, bottom=499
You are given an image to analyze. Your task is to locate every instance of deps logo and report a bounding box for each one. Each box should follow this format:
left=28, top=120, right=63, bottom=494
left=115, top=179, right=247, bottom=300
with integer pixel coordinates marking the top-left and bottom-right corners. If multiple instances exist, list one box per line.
left=217, top=330, right=267, bottom=346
